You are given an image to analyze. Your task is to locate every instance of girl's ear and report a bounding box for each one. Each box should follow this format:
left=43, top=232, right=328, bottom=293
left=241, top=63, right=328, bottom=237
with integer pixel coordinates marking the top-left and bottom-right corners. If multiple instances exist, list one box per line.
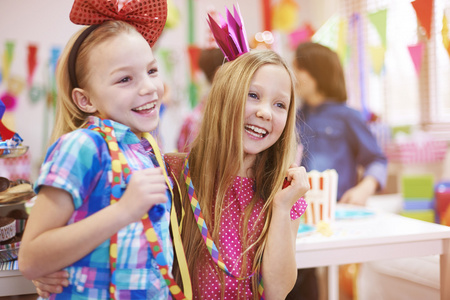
left=72, top=88, right=97, bottom=113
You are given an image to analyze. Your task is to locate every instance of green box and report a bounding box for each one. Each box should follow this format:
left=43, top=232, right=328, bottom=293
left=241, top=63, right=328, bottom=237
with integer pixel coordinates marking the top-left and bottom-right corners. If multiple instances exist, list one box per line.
left=401, top=174, right=434, bottom=199
left=400, top=209, right=435, bottom=223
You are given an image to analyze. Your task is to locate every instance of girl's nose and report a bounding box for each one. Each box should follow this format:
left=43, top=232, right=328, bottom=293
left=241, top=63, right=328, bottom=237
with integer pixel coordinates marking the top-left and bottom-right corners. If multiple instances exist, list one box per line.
left=256, top=103, right=272, bottom=120
left=139, top=76, right=158, bottom=95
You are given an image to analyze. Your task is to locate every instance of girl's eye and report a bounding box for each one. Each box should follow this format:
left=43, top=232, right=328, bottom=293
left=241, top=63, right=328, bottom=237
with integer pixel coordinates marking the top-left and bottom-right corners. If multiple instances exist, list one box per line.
left=119, top=76, right=131, bottom=83
left=276, top=102, right=287, bottom=109
left=148, top=68, right=158, bottom=75
left=248, top=92, right=258, bottom=99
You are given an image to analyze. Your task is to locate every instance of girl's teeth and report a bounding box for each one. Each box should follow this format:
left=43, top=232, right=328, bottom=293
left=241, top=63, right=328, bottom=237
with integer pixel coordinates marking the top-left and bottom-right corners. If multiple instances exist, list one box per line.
left=134, top=103, right=156, bottom=111
left=245, top=125, right=267, bottom=138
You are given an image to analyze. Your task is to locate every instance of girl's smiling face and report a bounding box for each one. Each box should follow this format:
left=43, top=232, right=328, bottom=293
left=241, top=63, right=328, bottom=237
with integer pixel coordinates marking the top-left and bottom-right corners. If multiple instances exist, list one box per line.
left=74, top=31, right=164, bottom=139
left=243, top=63, right=291, bottom=158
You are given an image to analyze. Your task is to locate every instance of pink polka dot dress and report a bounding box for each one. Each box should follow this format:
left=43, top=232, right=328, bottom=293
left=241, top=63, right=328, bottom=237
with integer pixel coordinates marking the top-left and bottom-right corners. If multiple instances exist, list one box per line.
left=193, top=176, right=307, bottom=300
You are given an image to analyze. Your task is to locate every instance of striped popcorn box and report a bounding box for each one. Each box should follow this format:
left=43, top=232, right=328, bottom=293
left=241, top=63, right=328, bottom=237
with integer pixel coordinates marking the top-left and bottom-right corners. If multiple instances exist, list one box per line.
left=303, top=169, right=338, bottom=225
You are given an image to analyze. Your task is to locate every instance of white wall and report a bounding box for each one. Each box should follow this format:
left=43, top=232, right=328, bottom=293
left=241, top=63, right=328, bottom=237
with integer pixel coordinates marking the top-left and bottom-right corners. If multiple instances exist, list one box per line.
left=0, top=0, right=337, bottom=179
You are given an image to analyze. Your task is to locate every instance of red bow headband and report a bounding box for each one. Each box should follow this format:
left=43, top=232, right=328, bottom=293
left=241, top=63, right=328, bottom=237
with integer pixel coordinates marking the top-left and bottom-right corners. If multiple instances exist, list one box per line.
left=68, top=0, right=167, bottom=88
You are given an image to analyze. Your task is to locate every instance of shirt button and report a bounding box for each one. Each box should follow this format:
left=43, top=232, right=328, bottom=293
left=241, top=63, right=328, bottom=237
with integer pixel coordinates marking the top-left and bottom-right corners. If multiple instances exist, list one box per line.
left=325, top=126, right=333, bottom=135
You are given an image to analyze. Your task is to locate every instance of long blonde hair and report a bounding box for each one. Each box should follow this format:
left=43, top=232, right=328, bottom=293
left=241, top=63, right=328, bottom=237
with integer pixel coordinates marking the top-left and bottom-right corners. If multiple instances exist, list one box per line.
left=50, top=21, right=139, bottom=144
left=178, top=49, right=298, bottom=299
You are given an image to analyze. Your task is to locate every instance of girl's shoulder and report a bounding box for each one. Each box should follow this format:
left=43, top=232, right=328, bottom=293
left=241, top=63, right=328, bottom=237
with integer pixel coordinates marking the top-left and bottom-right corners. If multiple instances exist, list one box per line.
left=50, top=128, right=109, bottom=158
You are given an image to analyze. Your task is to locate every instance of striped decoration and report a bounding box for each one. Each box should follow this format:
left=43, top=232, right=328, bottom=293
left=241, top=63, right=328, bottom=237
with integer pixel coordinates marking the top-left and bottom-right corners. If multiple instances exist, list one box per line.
left=183, top=156, right=265, bottom=299
left=89, top=122, right=187, bottom=300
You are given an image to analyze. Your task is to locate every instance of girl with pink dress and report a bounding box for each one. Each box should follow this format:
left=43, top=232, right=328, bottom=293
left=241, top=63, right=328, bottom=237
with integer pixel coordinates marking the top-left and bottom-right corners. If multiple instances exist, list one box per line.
left=171, top=36, right=310, bottom=299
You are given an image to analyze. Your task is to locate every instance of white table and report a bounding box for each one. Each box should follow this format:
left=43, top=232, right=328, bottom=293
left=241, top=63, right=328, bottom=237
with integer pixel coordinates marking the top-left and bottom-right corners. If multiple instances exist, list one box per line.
left=295, top=205, right=450, bottom=300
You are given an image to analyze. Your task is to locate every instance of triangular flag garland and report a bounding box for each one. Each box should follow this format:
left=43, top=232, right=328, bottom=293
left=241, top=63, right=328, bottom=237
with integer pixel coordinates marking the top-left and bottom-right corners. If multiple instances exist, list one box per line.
left=287, top=23, right=315, bottom=50
left=411, top=0, right=434, bottom=39
left=368, top=9, right=388, bottom=48
left=369, top=45, right=386, bottom=75
left=442, top=11, right=450, bottom=57
left=408, top=42, right=425, bottom=75
left=336, top=18, right=349, bottom=64
left=312, top=14, right=341, bottom=51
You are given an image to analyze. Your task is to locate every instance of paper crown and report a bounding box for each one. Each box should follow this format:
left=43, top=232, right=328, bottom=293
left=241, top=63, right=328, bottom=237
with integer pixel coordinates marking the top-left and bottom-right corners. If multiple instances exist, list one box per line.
left=207, top=4, right=250, bottom=62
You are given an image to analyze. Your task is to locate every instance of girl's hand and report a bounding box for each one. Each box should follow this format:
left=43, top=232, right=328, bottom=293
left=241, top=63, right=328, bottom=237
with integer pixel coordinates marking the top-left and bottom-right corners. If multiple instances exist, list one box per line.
left=32, top=271, right=69, bottom=298
left=117, top=168, right=168, bottom=223
left=273, top=164, right=310, bottom=211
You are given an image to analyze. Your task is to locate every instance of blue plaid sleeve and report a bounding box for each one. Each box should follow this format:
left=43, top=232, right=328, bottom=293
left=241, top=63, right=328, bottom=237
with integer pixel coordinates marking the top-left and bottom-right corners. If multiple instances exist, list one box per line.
left=35, top=129, right=110, bottom=209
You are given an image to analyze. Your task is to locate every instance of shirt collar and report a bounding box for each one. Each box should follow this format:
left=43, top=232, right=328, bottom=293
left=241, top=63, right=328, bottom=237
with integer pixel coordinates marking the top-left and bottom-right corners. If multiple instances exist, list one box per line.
left=86, top=116, right=140, bottom=145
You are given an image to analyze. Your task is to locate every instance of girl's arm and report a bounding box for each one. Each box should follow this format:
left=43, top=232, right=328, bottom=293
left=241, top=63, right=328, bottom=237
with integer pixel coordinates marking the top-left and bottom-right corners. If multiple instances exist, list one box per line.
left=339, top=175, right=378, bottom=205
left=262, top=165, right=310, bottom=300
left=19, top=168, right=168, bottom=280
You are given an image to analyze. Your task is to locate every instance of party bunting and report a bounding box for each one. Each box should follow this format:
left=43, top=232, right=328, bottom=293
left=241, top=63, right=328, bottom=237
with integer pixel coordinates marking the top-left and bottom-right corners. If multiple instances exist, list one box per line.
left=408, top=42, right=425, bottom=75
left=369, top=45, right=386, bottom=74
left=368, top=9, right=387, bottom=47
left=272, top=0, right=300, bottom=32
left=27, top=44, right=38, bottom=86
left=336, top=18, right=349, bottom=64
left=2, top=41, right=15, bottom=83
left=442, top=12, right=450, bottom=57
left=287, top=23, right=315, bottom=50
left=312, top=14, right=340, bottom=51
left=411, top=0, right=433, bottom=39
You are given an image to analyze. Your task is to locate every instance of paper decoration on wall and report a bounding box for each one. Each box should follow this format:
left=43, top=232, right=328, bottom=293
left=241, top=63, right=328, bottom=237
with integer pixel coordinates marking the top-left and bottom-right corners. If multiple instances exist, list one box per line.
left=442, top=12, right=450, bottom=57
left=411, top=0, right=434, bottom=39
left=27, top=44, right=38, bottom=86
left=0, top=99, right=15, bottom=140
left=0, top=92, right=17, bottom=112
left=187, top=45, right=201, bottom=108
left=157, top=48, right=174, bottom=75
left=2, top=41, right=15, bottom=83
left=47, top=47, right=61, bottom=108
left=368, top=9, right=387, bottom=47
left=262, top=0, right=272, bottom=31
left=408, top=42, right=425, bottom=75
left=187, top=0, right=195, bottom=44
left=165, top=0, right=180, bottom=29
left=336, top=18, right=349, bottom=64
left=288, top=23, right=315, bottom=50
left=272, top=0, right=299, bottom=32
left=369, top=45, right=386, bottom=74
left=312, top=15, right=340, bottom=51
